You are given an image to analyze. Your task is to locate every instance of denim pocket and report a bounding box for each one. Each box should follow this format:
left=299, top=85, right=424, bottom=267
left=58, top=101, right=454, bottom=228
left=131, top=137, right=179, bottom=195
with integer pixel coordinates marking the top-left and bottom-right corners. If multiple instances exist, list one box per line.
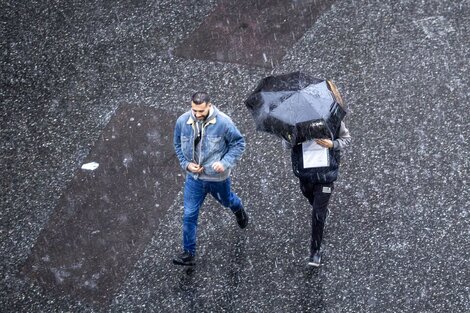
left=206, top=135, right=223, bottom=152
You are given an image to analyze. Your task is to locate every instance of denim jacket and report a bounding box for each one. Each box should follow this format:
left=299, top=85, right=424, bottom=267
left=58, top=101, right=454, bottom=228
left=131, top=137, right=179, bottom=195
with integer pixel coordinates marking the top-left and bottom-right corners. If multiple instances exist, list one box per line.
left=174, top=106, right=245, bottom=181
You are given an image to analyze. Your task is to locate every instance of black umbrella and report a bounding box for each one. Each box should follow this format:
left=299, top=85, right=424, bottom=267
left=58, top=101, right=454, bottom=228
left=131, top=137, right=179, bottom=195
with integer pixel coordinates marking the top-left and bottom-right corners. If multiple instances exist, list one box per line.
left=245, top=71, right=347, bottom=145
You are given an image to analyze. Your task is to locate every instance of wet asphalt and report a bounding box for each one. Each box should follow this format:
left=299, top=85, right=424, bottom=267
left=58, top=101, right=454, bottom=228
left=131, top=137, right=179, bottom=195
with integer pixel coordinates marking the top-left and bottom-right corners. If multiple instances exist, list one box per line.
left=1, top=0, right=469, bottom=312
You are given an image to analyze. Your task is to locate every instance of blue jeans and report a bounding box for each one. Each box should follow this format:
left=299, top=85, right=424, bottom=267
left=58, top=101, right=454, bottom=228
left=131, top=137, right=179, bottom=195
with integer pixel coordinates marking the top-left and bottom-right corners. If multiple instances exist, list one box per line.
left=182, top=175, right=243, bottom=255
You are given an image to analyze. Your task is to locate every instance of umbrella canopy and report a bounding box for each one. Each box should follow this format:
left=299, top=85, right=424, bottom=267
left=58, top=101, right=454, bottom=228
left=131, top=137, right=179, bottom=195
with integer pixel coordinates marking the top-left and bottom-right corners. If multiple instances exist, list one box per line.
left=245, top=72, right=347, bottom=145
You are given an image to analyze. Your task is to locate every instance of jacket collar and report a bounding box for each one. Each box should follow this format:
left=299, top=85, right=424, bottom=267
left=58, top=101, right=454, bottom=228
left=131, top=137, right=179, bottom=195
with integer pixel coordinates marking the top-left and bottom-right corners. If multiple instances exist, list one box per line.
left=186, top=106, right=217, bottom=125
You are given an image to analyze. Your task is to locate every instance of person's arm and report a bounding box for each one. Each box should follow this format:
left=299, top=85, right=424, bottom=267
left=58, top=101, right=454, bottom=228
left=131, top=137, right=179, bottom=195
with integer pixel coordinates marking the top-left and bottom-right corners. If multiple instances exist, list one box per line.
left=282, top=139, right=293, bottom=149
left=173, top=118, right=190, bottom=171
left=315, top=121, right=351, bottom=150
left=218, top=123, right=245, bottom=170
left=332, top=121, right=351, bottom=151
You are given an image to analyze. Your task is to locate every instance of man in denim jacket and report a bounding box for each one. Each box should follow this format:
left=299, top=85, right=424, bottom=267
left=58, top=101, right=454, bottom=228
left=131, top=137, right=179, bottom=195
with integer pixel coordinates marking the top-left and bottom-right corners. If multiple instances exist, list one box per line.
left=173, top=92, right=248, bottom=266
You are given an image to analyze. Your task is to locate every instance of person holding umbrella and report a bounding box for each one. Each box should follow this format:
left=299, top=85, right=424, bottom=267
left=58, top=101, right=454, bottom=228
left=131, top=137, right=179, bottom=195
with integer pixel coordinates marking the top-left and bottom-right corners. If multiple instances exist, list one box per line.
left=245, top=72, right=351, bottom=267
left=173, top=91, right=248, bottom=266
left=284, top=81, right=351, bottom=267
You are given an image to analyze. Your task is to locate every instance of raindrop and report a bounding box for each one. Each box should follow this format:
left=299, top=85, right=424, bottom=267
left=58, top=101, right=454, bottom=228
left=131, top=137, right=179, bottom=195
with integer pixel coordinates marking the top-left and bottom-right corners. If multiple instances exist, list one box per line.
left=262, top=53, right=268, bottom=63
left=81, top=162, right=99, bottom=171
left=122, top=154, right=133, bottom=168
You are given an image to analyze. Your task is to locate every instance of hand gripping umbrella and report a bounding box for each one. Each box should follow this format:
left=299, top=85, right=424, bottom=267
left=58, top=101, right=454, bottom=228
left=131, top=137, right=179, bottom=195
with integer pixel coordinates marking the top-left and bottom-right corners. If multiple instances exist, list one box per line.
left=245, top=71, right=347, bottom=145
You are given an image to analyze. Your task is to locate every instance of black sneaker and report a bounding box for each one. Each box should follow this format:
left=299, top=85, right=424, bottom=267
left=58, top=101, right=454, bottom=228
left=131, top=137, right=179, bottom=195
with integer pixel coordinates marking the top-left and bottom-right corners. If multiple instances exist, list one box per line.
left=308, top=250, right=321, bottom=267
left=172, top=251, right=195, bottom=266
left=234, top=208, right=249, bottom=229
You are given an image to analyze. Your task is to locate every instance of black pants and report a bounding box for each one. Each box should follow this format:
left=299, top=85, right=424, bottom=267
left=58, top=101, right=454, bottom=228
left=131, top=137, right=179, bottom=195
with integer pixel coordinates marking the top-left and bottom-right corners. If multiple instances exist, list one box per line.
left=299, top=179, right=334, bottom=253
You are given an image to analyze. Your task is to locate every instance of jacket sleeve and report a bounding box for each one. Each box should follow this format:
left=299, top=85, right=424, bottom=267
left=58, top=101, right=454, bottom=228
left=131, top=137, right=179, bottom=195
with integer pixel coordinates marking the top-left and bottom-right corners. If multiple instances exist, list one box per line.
left=282, top=139, right=293, bottom=149
left=220, top=123, right=245, bottom=169
left=173, top=118, right=190, bottom=171
left=333, top=121, right=351, bottom=151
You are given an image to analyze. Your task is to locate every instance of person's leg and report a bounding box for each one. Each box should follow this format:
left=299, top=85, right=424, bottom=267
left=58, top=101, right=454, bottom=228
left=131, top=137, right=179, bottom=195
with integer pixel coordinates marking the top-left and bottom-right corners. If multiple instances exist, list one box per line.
left=182, top=175, right=207, bottom=255
left=299, top=178, right=316, bottom=206
left=209, top=178, right=248, bottom=228
left=209, top=178, right=243, bottom=212
left=299, top=179, right=333, bottom=266
left=310, top=184, right=333, bottom=253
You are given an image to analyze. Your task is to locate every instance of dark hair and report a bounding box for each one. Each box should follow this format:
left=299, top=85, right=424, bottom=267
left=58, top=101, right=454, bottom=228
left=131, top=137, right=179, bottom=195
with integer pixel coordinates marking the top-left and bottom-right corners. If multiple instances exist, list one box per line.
left=191, top=92, right=210, bottom=105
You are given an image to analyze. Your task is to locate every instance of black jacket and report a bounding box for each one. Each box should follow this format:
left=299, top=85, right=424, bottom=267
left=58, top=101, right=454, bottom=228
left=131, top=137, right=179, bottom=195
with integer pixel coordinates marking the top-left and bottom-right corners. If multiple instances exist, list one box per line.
left=290, top=122, right=350, bottom=184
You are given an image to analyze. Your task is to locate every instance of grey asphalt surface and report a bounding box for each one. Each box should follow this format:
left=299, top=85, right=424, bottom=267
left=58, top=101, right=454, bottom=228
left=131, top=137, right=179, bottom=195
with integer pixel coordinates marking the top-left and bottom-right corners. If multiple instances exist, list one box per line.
left=1, top=0, right=469, bottom=312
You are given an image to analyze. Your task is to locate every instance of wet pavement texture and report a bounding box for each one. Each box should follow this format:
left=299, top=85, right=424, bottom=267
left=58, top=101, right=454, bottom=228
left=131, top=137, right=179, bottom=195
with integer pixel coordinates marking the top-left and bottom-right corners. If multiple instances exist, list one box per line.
left=1, top=0, right=469, bottom=312
left=20, top=105, right=183, bottom=305
left=174, top=0, right=335, bottom=68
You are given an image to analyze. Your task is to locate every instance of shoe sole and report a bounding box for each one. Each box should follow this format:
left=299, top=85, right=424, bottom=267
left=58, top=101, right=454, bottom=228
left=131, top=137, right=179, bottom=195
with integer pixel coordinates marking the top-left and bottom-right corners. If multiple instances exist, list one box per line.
left=307, top=262, right=320, bottom=267
left=172, top=259, right=196, bottom=266
left=238, top=216, right=249, bottom=229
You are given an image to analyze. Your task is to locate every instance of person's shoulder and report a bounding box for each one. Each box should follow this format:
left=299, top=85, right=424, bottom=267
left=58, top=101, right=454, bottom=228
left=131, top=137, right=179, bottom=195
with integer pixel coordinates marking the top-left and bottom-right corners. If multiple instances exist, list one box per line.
left=176, top=111, right=191, bottom=123
left=215, top=109, right=234, bottom=124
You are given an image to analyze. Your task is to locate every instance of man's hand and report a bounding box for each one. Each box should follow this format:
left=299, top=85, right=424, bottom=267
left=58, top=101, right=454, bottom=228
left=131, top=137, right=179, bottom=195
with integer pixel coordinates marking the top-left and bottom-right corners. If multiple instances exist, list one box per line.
left=212, top=161, right=225, bottom=173
left=187, top=162, right=204, bottom=174
left=315, top=139, right=333, bottom=149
